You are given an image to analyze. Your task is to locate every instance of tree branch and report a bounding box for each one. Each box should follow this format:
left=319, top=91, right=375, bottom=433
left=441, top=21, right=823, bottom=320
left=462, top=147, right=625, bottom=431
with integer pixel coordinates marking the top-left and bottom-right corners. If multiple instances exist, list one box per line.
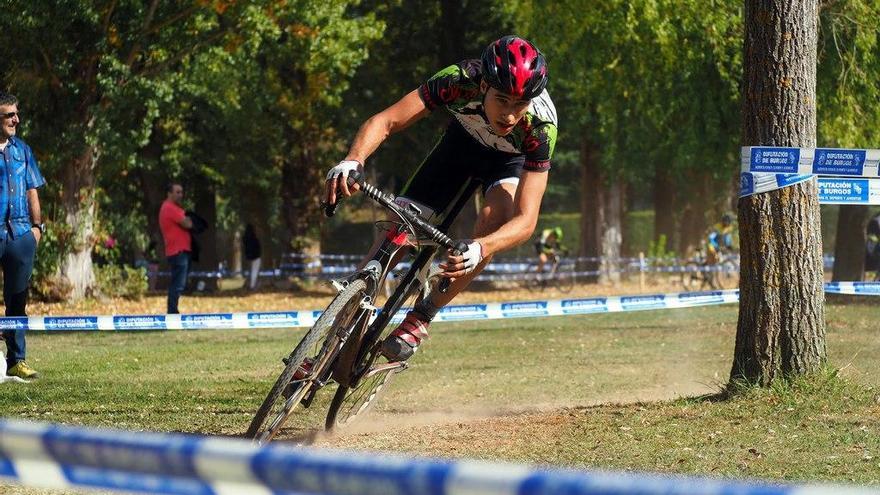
left=124, top=0, right=161, bottom=70
left=134, top=30, right=229, bottom=80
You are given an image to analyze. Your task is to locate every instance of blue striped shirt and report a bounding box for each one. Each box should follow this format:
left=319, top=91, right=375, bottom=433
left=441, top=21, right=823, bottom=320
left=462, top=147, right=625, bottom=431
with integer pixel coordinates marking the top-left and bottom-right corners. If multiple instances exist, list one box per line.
left=0, top=137, right=46, bottom=239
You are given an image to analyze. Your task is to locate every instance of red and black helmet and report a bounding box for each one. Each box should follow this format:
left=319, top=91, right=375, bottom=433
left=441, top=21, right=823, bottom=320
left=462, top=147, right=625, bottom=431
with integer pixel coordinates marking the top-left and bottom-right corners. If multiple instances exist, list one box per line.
left=481, top=35, right=548, bottom=99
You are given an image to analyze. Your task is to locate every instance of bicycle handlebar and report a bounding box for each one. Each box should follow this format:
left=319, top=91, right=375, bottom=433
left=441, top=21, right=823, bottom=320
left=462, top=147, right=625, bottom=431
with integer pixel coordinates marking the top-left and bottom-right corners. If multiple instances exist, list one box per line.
left=323, top=172, right=461, bottom=254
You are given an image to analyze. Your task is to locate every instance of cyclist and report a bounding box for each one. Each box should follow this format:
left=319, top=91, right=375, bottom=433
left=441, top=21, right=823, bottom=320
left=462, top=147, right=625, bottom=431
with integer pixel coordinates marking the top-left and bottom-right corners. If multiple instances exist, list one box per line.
left=534, top=226, right=566, bottom=273
left=706, top=213, right=735, bottom=264
left=325, top=35, right=556, bottom=362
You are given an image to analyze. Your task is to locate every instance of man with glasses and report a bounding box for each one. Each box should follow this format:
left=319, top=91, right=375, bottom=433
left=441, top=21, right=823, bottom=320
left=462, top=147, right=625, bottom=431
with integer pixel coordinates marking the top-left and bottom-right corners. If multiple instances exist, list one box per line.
left=0, top=92, right=46, bottom=380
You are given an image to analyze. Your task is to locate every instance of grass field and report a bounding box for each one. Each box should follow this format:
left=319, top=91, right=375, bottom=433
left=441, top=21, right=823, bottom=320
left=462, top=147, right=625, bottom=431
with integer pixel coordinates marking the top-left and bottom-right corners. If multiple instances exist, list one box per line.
left=1, top=298, right=879, bottom=493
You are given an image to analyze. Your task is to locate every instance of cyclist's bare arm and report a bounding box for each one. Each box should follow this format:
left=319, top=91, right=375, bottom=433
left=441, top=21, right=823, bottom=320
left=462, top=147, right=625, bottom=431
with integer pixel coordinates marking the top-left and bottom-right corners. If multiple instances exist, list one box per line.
left=326, top=90, right=429, bottom=204
left=442, top=170, right=548, bottom=277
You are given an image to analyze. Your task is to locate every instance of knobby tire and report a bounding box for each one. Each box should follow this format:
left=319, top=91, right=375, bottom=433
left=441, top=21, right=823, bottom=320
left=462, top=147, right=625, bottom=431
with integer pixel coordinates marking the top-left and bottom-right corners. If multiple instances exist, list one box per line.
left=246, top=278, right=369, bottom=442
left=325, top=366, right=396, bottom=431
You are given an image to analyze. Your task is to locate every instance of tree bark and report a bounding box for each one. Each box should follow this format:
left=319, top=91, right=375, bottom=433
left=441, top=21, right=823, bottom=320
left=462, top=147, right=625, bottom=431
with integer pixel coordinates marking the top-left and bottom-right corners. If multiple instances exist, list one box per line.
left=653, top=164, right=676, bottom=248
left=677, top=172, right=713, bottom=256
left=831, top=205, right=868, bottom=281
left=192, top=180, right=218, bottom=289
left=732, top=0, right=826, bottom=385
left=600, top=180, right=623, bottom=285
left=579, top=138, right=601, bottom=283
left=281, top=132, right=322, bottom=258
left=59, top=144, right=98, bottom=299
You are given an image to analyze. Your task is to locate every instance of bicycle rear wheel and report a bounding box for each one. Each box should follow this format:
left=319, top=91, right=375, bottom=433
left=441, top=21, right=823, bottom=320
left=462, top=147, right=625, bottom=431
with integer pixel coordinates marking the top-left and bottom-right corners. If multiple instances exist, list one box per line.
left=680, top=261, right=704, bottom=292
left=246, top=278, right=369, bottom=443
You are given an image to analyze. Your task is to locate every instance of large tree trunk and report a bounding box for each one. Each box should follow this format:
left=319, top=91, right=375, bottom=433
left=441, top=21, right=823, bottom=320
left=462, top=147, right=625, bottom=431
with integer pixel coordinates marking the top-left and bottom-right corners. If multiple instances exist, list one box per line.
left=677, top=172, right=714, bottom=256
left=831, top=205, right=868, bottom=281
left=59, top=145, right=98, bottom=299
left=653, top=164, right=675, bottom=248
left=732, top=0, right=826, bottom=385
left=600, top=180, right=623, bottom=285
left=281, top=135, right=322, bottom=258
left=579, top=138, right=602, bottom=283
left=192, top=181, right=218, bottom=289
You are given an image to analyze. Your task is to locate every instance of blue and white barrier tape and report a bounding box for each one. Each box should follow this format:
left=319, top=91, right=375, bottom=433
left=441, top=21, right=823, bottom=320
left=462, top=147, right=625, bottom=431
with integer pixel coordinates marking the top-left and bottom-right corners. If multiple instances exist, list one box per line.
left=0, top=419, right=871, bottom=495
left=817, top=178, right=880, bottom=205
left=3, top=283, right=878, bottom=332
left=742, top=147, right=880, bottom=176
left=0, top=290, right=738, bottom=332
left=824, top=281, right=880, bottom=295
left=741, top=175, right=880, bottom=204
left=739, top=146, right=880, bottom=198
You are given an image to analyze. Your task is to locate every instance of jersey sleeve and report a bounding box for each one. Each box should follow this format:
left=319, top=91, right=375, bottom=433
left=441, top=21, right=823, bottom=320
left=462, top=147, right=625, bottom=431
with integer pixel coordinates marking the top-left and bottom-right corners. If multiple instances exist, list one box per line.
left=418, top=60, right=481, bottom=111
left=523, top=123, right=557, bottom=172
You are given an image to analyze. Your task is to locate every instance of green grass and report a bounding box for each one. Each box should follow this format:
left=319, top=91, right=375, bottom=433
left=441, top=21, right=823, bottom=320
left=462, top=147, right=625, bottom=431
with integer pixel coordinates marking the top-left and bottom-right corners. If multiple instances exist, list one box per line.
left=1, top=302, right=879, bottom=491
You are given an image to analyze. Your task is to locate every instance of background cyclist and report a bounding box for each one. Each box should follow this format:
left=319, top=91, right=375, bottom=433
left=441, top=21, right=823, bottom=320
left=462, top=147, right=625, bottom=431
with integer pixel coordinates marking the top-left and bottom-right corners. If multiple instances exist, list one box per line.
left=706, top=213, right=735, bottom=264
left=534, top=226, right=566, bottom=274
left=324, top=35, right=557, bottom=362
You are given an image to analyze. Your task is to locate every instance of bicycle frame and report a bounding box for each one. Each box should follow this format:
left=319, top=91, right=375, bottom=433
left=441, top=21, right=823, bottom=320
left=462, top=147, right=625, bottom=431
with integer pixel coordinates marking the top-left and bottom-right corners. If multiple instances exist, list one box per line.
left=325, top=176, right=478, bottom=389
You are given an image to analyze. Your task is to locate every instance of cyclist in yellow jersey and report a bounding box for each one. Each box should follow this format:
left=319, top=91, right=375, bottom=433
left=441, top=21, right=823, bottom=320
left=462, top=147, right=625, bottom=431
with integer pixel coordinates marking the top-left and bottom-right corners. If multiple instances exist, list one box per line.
left=324, top=36, right=557, bottom=361
left=534, top=226, right=566, bottom=273
left=706, top=214, right=735, bottom=264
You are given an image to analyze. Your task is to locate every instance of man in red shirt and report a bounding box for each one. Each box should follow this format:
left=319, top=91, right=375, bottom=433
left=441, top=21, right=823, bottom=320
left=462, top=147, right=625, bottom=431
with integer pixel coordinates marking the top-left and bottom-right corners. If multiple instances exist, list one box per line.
left=159, top=183, right=193, bottom=314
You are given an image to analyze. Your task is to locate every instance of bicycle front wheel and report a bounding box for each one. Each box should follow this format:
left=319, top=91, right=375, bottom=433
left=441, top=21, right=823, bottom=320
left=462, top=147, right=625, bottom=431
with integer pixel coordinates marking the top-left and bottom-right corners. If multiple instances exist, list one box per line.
left=326, top=362, right=401, bottom=431
left=556, top=267, right=576, bottom=293
left=246, top=278, right=369, bottom=443
left=713, top=259, right=739, bottom=290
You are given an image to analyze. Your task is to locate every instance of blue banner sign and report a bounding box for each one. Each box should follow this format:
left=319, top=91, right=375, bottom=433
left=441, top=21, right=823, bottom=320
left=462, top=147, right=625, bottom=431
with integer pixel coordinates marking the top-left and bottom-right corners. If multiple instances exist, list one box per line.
left=113, top=315, right=167, bottom=331
left=561, top=298, right=609, bottom=314
left=501, top=301, right=549, bottom=317
left=739, top=173, right=754, bottom=196
left=44, top=317, right=99, bottom=331
left=813, top=149, right=867, bottom=175
left=181, top=313, right=234, bottom=329
left=439, top=304, right=489, bottom=320
left=246, top=312, right=298, bottom=327
left=817, top=178, right=870, bottom=203
left=620, top=295, right=667, bottom=311
left=0, top=317, right=28, bottom=330
left=749, top=147, right=800, bottom=173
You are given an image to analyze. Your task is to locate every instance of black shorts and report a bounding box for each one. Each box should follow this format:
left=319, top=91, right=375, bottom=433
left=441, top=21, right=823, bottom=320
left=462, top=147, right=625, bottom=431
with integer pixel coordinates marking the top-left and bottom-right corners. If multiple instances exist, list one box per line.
left=400, top=121, right=523, bottom=220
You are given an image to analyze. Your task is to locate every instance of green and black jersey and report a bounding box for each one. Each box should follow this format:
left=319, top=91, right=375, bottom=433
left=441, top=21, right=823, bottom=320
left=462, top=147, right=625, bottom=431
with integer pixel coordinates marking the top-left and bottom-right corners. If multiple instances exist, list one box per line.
left=418, top=59, right=558, bottom=172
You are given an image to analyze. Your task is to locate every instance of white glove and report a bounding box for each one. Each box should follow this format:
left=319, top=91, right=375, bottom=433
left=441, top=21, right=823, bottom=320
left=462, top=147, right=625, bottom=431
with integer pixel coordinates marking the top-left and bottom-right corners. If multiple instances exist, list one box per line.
left=460, top=240, right=483, bottom=275
left=326, top=160, right=362, bottom=181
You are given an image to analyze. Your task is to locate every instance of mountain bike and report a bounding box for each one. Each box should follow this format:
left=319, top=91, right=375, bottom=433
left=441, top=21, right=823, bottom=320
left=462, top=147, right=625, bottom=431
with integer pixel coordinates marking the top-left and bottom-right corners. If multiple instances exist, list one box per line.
left=680, top=248, right=739, bottom=291
left=524, top=254, right=576, bottom=293
left=245, top=173, right=474, bottom=444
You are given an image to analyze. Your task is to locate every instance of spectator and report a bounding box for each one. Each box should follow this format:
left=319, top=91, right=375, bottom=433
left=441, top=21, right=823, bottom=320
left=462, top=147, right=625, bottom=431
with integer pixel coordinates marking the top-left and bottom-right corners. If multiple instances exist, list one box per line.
left=159, top=182, right=193, bottom=314
left=0, top=92, right=47, bottom=380
left=865, top=212, right=880, bottom=279
left=242, top=223, right=262, bottom=290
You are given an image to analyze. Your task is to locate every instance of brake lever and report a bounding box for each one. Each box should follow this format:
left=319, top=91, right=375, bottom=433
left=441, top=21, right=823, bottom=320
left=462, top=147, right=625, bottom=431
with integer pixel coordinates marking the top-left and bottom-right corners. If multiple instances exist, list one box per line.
left=322, top=172, right=364, bottom=218
left=438, top=241, right=469, bottom=293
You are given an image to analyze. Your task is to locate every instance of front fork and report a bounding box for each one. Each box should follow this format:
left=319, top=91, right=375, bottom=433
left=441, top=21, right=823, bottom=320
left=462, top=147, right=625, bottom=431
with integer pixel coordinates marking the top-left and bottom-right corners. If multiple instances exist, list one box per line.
left=296, top=293, right=377, bottom=407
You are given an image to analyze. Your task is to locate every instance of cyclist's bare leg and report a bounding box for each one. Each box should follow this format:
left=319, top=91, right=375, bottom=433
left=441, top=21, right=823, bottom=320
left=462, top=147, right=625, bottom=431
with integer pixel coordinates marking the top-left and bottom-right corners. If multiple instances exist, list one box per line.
left=537, top=252, right=549, bottom=273
left=381, top=183, right=515, bottom=361
left=549, top=252, right=560, bottom=276
left=425, top=182, right=516, bottom=308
